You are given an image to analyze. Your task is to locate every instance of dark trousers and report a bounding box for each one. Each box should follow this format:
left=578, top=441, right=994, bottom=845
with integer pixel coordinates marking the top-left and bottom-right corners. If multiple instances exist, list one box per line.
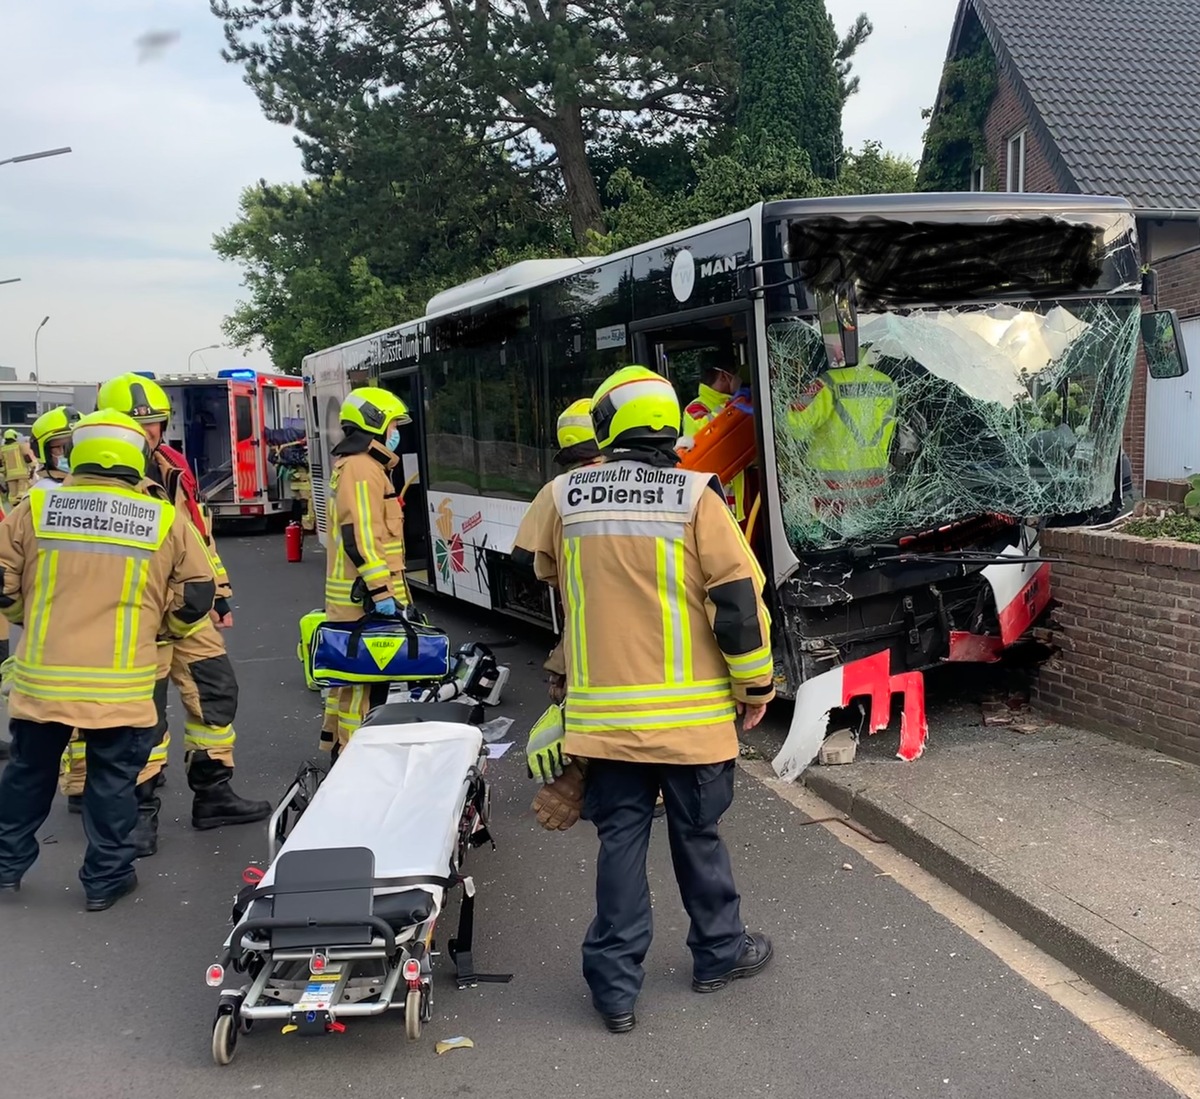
left=0, top=720, right=156, bottom=898
left=582, top=758, right=746, bottom=1014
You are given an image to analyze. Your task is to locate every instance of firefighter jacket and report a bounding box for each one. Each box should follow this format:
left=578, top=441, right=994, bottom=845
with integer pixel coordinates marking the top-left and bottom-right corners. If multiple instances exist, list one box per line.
left=325, top=434, right=408, bottom=622
left=785, top=363, right=898, bottom=507
left=514, top=458, right=775, bottom=765
left=0, top=474, right=217, bottom=729
left=150, top=446, right=232, bottom=606
left=0, top=441, right=33, bottom=487
left=683, top=384, right=747, bottom=521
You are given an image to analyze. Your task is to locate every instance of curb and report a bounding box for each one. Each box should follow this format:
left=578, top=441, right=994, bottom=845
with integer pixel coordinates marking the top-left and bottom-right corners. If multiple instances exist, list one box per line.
left=801, top=767, right=1200, bottom=1056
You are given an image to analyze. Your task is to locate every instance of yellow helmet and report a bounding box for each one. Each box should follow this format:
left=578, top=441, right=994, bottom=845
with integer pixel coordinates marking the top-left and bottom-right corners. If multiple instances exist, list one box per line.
left=31, top=406, right=81, bottom=466
left=556, top=399, right=596, bottom=450
left=96, top=374, right=171, bottom=425
left=590, top=365, right=680, bottom=450
left=3, top=429, right=18, bottom=443
left=69, top=409, right=151, bottom=481
left=339, top=387, right=411, bottom=436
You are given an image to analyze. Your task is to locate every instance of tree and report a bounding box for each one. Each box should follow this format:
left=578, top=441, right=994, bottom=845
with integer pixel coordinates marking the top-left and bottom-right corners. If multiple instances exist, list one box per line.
left=213, top=110, right=562, bottom=370
left=213, top=0, right=751, bottom=245
left=735, top=0, right=871, bottom=178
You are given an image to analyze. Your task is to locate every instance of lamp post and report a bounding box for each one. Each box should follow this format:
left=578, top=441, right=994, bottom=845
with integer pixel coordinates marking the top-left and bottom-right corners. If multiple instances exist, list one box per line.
left=0, top=278, right=20, bottom=286
left=0, top=147, right=72, bottom=167
left=34, top=315, right=49, bottom=412
left=188, top=344, right=221, bottom=374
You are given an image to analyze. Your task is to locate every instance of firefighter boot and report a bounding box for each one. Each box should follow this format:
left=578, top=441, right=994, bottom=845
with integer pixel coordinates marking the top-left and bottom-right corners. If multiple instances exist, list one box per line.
left=187, top=751, right=272, bottom=830
left=131, top=780, right=161, bottom=859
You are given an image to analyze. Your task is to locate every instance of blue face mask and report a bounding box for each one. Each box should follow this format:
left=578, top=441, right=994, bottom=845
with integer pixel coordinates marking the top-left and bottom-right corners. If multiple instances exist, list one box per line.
left=385, top=428, right=401, bottom=452
left=56, top=455, right=71, bottom=474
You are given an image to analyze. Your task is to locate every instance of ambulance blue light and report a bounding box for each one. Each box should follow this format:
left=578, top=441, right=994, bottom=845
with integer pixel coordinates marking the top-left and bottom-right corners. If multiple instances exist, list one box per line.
left=218, top=368, right=258, bottom=381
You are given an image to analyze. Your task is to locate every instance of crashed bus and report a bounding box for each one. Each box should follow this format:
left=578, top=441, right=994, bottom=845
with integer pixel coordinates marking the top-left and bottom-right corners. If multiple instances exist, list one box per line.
left=301, top=192, right=1187, bottom=777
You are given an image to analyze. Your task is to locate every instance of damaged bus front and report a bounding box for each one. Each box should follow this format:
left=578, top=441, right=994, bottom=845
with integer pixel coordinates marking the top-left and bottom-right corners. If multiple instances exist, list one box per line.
left=757, top=195, right=1183, bottom=775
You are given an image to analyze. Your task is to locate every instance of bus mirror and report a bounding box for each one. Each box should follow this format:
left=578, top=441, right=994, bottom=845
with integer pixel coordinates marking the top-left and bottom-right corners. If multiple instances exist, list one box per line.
left=1142, top=309, right=1189, bottom=380
left=816, top=284, right=859, bottom=368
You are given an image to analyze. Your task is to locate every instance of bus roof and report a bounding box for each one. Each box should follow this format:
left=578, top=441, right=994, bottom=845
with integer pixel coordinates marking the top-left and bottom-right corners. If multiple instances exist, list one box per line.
left=301, top=191, right=1136, bottom=368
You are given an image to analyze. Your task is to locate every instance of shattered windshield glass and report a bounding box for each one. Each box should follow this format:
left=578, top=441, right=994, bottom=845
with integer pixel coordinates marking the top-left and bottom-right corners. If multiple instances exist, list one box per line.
left=768, top=299, right=1140, bottom=550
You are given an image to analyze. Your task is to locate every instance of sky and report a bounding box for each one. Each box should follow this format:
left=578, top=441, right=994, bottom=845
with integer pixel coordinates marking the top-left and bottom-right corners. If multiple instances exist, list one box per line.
left=0, top=0, right=960, bottom=384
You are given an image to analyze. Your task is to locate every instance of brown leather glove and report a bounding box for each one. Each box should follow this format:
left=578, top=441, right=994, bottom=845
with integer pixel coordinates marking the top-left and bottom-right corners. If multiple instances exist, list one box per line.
left=546, top=673, right=567, bottom=705
left=532, top=760, right=585, bottom=831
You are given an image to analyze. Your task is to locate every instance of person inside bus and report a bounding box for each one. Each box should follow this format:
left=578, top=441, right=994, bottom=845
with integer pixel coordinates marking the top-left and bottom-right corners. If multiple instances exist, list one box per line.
left=785, top=345, right=898, bottom=516
left=679, top=362, right=748, bottom=524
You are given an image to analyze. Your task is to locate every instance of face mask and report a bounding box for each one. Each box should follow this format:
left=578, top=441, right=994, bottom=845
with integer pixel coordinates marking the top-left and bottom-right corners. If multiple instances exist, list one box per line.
left=56, top=456, right=71, bottom=474
left=385, top=428, right=401, bottom=452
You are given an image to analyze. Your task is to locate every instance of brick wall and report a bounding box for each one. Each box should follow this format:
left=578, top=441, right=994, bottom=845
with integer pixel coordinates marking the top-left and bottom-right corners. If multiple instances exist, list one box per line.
left=1032, top=527, right=1200, bottom=765
left=980, top=65, right=1060, bottom=193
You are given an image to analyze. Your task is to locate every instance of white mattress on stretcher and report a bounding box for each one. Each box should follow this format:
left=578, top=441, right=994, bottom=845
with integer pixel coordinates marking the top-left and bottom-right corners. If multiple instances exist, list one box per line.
left=259, top=722, right=484, bottom=900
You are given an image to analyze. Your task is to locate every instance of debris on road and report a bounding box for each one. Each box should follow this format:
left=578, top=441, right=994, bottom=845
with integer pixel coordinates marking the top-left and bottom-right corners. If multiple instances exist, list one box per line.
left=436, top=1036, right=475, bottom=1055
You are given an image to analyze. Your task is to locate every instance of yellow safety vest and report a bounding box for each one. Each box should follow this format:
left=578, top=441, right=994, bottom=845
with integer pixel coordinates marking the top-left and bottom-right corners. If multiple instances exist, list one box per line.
left=785, top=364, right=898, bottom=506
left=682, top=384, right=747, bottom=521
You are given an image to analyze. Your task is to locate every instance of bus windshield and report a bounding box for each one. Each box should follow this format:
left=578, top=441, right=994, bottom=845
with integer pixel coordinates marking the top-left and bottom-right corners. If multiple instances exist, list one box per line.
left=768, top=296, right=1140, bottom=551
left=765, top=207, right=1142, bottom=552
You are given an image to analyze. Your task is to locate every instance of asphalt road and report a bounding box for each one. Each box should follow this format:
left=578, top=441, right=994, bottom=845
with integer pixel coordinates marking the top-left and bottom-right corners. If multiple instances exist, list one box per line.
left=3, top=536, right=1181, bottom=1099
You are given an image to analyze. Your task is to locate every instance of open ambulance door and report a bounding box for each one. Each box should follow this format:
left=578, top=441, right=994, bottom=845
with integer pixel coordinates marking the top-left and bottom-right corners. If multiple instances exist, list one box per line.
left=228, top=379, right=263, bottom=506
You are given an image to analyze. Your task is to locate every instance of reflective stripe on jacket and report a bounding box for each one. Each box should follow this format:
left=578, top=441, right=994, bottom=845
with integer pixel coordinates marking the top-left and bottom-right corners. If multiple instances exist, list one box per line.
left=324, top=442, right=408, bottom=621
left=682, top=384, right=747, bottom=521
left=785, top=364, right=898, bottom=505
left=0, top=475, right=217, bottom=728
left=515, top=460, right=775, bottom=765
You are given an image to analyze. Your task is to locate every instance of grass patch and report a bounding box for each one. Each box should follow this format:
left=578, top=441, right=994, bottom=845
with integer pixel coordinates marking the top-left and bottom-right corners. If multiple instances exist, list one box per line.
left=1121, top=514, right=1200, bottom=543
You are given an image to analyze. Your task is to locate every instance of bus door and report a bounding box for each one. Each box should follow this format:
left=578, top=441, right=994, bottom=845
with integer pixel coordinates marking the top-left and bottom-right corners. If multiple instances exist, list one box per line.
left=379, top=368, right=431, bottom=590
left=630, top=307, right=770, bottom=564
left=228, top=379, right=262, bottom=504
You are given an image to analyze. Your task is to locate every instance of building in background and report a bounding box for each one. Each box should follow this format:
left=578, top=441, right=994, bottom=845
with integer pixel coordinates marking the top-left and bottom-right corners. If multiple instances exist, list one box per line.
left=922, top=0, right=1200, bottom=494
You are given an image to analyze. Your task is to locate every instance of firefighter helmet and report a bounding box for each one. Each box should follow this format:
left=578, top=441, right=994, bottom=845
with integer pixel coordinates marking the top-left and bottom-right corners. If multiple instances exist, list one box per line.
left=339, top=387, right=411, bottom=436
left=556, top=399, right=596, bottom=450
left=3, top=429, right=18, bottom=443
left=590, top=366, right=680, bottom=450
left=96, top=374, right=172, bottom=425
left=31, top=406, right=81, bottom=466
left=70, top=409, right=151, bottom=480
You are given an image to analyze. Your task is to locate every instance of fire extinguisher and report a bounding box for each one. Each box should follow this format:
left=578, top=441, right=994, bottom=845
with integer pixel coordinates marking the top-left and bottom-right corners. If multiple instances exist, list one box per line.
left=285, top=520, right=303, bottom=563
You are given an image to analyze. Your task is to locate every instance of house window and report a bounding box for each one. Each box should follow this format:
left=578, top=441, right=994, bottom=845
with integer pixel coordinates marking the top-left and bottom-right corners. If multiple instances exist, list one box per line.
left=971, top=164, right=986, bottom=191
left=1006, top=131, right=1026, bottom=192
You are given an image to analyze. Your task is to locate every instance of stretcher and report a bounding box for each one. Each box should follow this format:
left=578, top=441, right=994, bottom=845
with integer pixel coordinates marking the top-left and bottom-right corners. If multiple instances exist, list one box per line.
left=206, top=650, right=510, bottom=1065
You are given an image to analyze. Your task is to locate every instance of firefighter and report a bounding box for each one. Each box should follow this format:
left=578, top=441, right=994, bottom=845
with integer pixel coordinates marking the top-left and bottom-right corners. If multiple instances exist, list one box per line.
left=0, top=427, right=36, bottom=507
left=29, top=406, right=79, bottom=490
left=515, top=365, right=775, bottom=1034
left=681, top=363, right=747, bottom=522
left=321, top=386, right=411, bottom=755
left=0, top=410, right=216, bottom=910
left=785, top=348, right=898, bottom=514
left=81, top=375, right=270, bottom=851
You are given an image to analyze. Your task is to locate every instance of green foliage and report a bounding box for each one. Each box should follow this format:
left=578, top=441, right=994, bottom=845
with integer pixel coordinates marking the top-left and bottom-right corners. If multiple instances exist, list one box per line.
left=213, top=110, right=565, bottom=372
left=1183, top=473, right=1200, bottom=516
left=1121, top=514, right=1200, bottom=544
left=586, top=137, right=916, bottom=255
left=916, top=18, right=998, bottom=191
left=736, top=0, right=849, bottom=178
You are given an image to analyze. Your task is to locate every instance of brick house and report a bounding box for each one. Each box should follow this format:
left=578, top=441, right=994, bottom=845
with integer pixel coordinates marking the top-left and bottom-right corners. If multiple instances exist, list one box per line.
left=925, top=0, right=1200, bottom=492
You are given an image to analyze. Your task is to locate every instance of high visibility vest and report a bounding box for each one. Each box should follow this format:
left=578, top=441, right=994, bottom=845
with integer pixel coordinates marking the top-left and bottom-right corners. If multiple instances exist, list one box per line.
left=785, top=364, right=897, bottom=506
left=682, top=384, right=746, bottom=521
left=1, top=442, right=28, bottom=483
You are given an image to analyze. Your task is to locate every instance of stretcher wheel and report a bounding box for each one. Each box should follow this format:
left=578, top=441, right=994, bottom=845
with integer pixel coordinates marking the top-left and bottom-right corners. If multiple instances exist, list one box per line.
left=405, top=988, right=422, bottom=1041
left=212, top=1013, right=237, bottom=1065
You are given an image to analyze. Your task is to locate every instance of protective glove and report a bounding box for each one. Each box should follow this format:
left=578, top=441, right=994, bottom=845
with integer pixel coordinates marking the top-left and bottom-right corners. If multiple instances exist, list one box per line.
left=526, top=703, right=567, bottom=783
left=532, top=761, right=585, bottom=831
left=373, top=596, right=398, bottom=617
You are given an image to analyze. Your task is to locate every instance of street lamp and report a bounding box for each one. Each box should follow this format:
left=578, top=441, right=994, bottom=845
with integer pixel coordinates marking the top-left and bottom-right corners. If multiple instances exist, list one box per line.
left=0, top=147, right=72, bottom=167
left=188, top=344, right=221, bottom=373
left=0, top=278, right=20, bottom=286
left=34, top=315, right=49, bottom=411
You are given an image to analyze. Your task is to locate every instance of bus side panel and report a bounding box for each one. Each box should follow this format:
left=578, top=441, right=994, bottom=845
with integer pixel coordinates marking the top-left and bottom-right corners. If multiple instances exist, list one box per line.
left=426, top=490, right=533, bottom=609
left=303, top=356, right=355, bottom=547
